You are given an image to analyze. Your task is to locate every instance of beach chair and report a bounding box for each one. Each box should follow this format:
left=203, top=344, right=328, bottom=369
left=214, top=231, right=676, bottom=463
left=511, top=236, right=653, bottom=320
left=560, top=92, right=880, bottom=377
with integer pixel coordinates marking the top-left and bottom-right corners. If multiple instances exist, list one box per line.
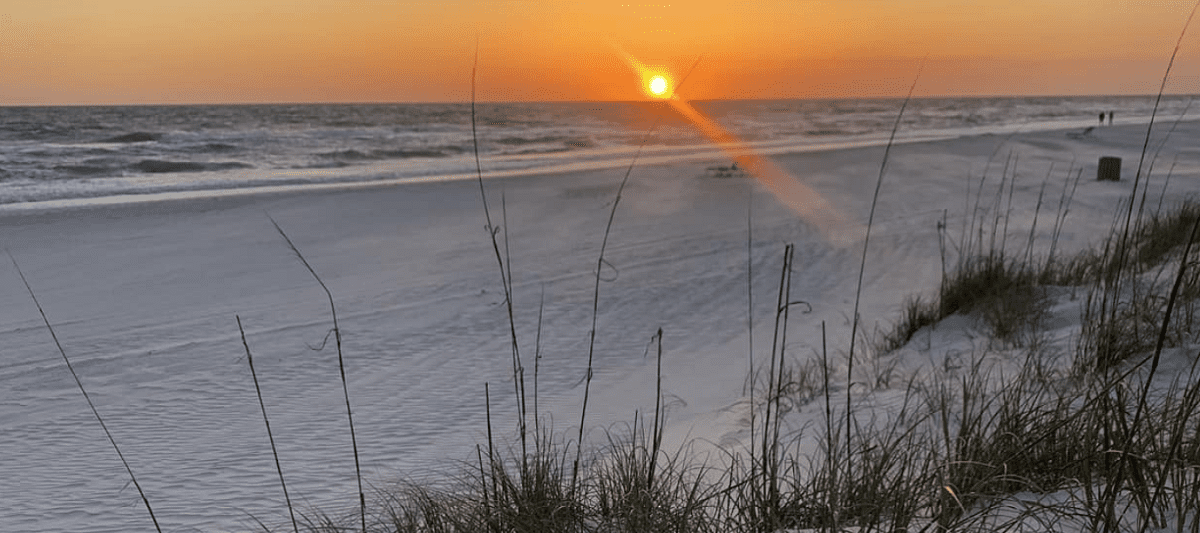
left=705, top=161, right=746, bottom=178
left=1066, top=126, right=1095, bottom=139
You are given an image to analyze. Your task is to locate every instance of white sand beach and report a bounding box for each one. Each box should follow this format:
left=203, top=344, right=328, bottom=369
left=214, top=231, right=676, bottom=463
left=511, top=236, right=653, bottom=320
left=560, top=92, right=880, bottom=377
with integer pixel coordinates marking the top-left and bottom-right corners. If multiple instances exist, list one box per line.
left=2, top=120, right=1198, bottom=532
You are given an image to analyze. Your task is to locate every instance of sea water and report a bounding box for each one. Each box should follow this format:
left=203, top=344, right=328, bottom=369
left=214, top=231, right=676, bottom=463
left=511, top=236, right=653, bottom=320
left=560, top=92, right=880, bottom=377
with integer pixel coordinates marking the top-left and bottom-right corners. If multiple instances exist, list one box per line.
left=1, top=96, right=1193, bottom=207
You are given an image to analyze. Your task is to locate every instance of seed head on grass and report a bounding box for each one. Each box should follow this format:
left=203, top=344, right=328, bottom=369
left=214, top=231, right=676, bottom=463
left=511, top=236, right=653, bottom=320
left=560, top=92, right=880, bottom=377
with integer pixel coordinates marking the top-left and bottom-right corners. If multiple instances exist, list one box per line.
left=266, top=214, right=366, bottom=533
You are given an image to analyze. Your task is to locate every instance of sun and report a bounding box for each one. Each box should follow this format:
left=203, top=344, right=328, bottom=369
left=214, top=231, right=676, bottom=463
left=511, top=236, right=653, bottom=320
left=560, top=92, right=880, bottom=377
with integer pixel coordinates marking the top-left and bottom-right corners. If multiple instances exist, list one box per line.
left=647, top=75, right=670, bottom=98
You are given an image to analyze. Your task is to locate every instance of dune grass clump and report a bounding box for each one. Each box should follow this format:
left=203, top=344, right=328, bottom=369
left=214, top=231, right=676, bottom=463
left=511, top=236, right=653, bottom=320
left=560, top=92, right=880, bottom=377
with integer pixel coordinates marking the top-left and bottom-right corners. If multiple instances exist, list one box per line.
left=1080, top=200, right=1200, bottom=373
left=917, top=349, right=1200, bottom=532
left=879, top=249, right=1052, bottom=353
left=925, top=353, right=1094, bottom=528
left=591, top=421, right=720, bottom=533
left=478, top=432, right=583, bottom=533
left=266, top=419, right=722, bottom=533
left=721, top=403, right=934, bottom=533
left=1125, top=200, right=1200, bottom=272
left=943, top=254, right=1050, bottom=347
left=881, top=188, right=1200, bottom=363
left=876, top=158, right=1076, bottom=354
left=374, top=480, right=474, bottom=533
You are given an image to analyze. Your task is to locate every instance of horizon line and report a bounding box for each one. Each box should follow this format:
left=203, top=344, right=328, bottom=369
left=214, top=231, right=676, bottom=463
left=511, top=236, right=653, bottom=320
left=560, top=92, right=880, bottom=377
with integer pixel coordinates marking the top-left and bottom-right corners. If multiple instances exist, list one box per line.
left=3, top=91, right=1198, bottom=108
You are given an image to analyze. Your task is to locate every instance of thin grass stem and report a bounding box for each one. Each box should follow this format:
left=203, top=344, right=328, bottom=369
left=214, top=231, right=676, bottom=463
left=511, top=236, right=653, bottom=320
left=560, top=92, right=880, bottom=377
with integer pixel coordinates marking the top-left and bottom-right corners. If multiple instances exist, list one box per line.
left=571, top=55, right=705, bottom=496
left=846, top=60, right=924, bottom=504
left=648, top=327, right=664, bottom=490
left=265, top=216, right=365, bottom=533
left=7, top=251, right=163, bottom=533
left=237, top=315, right=299, bottom=533
left=469, top=39, right=527, bottom=464
left=746, top=180, right=757, bottom=482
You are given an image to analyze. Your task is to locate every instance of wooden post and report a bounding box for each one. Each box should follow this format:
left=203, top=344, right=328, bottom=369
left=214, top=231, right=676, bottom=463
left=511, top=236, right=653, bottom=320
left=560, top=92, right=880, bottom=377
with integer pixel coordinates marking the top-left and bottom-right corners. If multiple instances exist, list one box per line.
left=1098, top=156, right=1121, bottom=181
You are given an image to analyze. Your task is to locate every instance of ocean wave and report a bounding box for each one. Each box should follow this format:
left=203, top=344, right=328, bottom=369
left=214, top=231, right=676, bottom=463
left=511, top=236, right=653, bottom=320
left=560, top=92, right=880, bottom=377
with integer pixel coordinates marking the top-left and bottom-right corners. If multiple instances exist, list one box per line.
left=54, top=164, right=116, bottom=176
left=315, top=146, right=464, bottom=162
left=23, top=147, right=117, bottom=158
left=48, top=156, right=125, bottom=177
left=132, top=160, right=252, bottom=173
left=3, top=123, right=82, bottom=142
left=505, top=146, right=572, bottom=155
left=317, top=149, right=385, bottom=161
left=102, top=132, right=163, bottom=143
left=564, top=137, right=595, bottom=149
left=491, top=135, right=569, bottom=146
left=303, top=161, right=352, bottom=169
left=190, top=142, right=240, bottom=153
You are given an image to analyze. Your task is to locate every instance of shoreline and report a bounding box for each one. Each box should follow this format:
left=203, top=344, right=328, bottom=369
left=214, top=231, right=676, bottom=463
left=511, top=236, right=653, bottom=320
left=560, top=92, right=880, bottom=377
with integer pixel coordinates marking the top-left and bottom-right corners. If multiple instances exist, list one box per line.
left=1, top=118, right=1188, bottom=219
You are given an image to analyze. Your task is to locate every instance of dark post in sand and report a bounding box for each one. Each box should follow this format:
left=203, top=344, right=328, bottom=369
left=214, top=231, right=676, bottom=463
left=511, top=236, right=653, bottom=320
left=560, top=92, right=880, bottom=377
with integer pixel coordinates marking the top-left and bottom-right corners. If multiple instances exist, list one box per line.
left=1098, top=156, right=1122, bottom=181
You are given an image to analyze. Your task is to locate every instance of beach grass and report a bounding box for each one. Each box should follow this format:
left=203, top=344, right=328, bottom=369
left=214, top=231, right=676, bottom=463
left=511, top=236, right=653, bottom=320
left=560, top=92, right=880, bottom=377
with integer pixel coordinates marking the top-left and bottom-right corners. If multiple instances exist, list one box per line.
left=14, top=123, right=1198, bottom=532
left=16, top=8, right=1200, bottom=531
left=248, top=74, right=1200, bottom=533
left=252, top=185, right=1200, bottom=531
left=242, top=79, right=1200, bottom=531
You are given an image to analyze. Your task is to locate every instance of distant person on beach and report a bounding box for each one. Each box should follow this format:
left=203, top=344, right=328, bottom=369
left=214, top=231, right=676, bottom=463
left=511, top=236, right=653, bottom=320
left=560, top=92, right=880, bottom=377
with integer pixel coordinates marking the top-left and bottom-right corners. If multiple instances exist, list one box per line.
left=1100, top=113, right=1105, bottom=125
left=1109, top=111, right=1114, bottom=125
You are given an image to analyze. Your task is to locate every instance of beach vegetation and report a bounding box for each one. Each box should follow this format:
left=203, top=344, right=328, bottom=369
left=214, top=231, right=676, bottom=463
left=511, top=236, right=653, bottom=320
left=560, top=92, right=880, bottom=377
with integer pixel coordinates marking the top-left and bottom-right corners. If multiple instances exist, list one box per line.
left=252, top=33, right=1200, bottom=531
left=253, top=187, right=1200, bottom=532
left=238, top=58, right=1200, bottom=529
left=16, top=7, right=1200, bottom=533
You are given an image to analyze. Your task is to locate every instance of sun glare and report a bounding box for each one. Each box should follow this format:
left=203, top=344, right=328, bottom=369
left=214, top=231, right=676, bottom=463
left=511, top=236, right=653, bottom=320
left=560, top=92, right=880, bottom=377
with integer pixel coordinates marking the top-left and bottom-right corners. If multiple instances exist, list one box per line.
left=648, top=75, right=670, bottom=98
left=613, top=44, right=860, bottom=246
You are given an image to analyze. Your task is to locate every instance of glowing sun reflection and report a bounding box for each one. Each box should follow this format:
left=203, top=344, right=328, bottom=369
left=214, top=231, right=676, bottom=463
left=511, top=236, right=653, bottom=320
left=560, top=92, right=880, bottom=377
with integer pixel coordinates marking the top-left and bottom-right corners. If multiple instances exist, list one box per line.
left=613, top=46, right=861, bottom=246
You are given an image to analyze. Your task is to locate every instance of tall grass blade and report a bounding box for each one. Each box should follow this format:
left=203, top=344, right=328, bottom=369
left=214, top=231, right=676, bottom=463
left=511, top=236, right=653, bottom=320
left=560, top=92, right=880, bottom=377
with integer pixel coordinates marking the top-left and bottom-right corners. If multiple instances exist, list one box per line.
left=265, top=215, right=365, bottom=533
left=501, top=189, right=528, bottom=466
left=572, top=55, right=705, bottom=495
left=237, top=315, right=299, bottom=533
left=846, top=60, right=923, bottom=499
left=7, top=251, right=163, bottom=533
left=469, top=38, right=527, bottom=461
left=746, top=182, right=757, bottom=477
left=533, top=284, right=545, bottom=449
left=1112, top=0, right=1199, bottom=298
left=484, top=382, right=499, bottom=533
left=648, top=327, right=664, bottom=490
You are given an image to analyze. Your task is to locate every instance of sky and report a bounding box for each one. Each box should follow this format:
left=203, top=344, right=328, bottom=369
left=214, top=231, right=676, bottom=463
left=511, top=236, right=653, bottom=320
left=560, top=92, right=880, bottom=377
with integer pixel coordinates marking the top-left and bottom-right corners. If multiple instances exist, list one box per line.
left=1, top=0, right=1199, bottom=105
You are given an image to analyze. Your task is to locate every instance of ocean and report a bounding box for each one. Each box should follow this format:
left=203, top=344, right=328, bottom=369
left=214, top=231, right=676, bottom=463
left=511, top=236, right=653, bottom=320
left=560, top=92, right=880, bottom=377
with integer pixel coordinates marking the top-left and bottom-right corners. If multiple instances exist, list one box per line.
left=1, top=96, right=1193, bottom=208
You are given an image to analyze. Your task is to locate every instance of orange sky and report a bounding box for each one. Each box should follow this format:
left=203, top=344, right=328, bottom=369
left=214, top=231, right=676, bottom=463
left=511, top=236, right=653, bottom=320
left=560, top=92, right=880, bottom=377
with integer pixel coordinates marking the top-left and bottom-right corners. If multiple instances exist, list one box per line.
left=1, top=0, right=1198, bottom=104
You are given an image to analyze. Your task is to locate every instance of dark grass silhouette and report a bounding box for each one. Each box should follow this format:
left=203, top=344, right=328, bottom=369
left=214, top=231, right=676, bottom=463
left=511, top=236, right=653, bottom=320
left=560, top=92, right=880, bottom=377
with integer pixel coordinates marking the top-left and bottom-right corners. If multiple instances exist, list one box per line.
left=239, top=315, right=300, bottom=533
left=8, top=250, right=163, bottom=533
left=267, top=215, right=366, bottom=533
